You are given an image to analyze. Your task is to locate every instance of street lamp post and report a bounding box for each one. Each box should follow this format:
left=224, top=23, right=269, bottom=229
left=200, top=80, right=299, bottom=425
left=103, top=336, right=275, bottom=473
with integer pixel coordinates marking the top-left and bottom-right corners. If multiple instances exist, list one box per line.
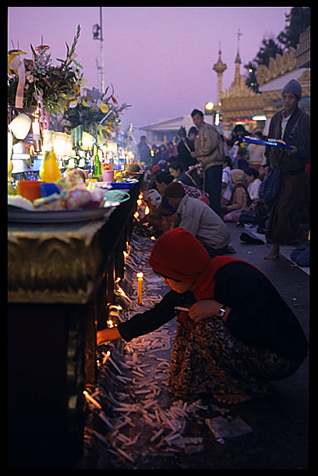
left=205, top=102, right=214, bottom=125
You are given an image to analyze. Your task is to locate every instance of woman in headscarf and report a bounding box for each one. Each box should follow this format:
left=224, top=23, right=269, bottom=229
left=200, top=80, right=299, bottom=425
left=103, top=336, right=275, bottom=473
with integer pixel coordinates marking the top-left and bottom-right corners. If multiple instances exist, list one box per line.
left=221, top=169, right=251, bottom=221
left=97, top=228, right=308, bottom=404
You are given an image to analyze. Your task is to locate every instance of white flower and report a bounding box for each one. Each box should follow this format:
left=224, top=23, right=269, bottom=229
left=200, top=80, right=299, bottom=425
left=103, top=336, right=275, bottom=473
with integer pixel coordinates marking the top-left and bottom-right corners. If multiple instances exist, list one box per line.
left=25, top=72, right=34, bottom=83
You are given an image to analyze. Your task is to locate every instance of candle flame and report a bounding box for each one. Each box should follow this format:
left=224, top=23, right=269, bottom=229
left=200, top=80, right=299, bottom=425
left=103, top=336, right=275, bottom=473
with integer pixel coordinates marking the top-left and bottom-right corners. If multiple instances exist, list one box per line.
left=137, top=272, right=144, bottom=278
left=102, top=350, right=111, bottom=364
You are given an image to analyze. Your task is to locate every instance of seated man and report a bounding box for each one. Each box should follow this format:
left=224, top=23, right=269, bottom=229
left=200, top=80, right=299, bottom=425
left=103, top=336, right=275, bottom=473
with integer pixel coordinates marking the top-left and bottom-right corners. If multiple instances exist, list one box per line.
left=164, top=181, right=231, bottom=257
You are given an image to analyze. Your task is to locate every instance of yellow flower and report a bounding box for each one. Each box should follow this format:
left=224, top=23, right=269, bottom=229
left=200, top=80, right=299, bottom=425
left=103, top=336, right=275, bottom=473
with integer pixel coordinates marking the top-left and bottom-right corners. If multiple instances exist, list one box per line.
left=100, top=103, right=109, bottom=113
left=81, top=98, right=90, bottom=107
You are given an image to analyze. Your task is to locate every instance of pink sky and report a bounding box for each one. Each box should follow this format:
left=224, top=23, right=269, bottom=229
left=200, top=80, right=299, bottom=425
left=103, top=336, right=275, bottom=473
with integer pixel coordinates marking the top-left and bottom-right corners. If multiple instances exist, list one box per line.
left=8, top=6, right=292, bottom=137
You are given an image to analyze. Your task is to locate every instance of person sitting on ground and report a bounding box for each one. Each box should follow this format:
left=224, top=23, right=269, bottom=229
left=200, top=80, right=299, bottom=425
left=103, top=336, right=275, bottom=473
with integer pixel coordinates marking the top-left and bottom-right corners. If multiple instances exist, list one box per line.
left=224, top=138, right=238, bottom=169
left=246, top=131, right=267, bottom=171
left=168, top=159, right=198, bottom=187
left=153, top=170, right=174, bottom=199
left=164, top=181, right=231, bottom=258
left=153, top=166, right=208, bottom=203
left=158, top=144, right=169, bottom=163
left=167, top=140, right=178, bottom=158
left=97, top=228, right=308, bottom=404
left=221, top=156, right=233, bottom=206
left=221, top=169, right=251, bottom=222
left=144, top=170, right=177, bottom=233
left=246, top=167, right=262, bottom=203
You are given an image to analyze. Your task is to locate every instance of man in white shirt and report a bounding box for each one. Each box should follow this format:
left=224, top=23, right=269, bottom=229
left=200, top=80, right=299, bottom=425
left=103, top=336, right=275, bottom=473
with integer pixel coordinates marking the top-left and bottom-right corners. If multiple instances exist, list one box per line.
left=221, top=157, right=233, bottom=205
left=246, top=168, right=262, bottom=202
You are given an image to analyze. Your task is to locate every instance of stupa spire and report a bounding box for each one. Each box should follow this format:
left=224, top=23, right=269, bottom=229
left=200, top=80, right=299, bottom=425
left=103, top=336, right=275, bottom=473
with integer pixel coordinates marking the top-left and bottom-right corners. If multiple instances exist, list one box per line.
left=213, top=43, right=227, bottom=106
left=234, top=29, right=242, bottom=87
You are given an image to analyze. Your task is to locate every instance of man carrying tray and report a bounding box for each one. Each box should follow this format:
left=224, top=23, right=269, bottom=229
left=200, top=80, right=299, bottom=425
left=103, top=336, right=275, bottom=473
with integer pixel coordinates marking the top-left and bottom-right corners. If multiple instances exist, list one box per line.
left=260, top=79, right=310, bottom=260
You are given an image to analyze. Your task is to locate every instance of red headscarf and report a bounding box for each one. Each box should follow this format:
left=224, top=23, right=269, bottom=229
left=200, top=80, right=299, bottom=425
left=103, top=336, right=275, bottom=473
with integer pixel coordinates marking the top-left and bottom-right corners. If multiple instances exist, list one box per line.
left=148, top=228, right=254, bottom=301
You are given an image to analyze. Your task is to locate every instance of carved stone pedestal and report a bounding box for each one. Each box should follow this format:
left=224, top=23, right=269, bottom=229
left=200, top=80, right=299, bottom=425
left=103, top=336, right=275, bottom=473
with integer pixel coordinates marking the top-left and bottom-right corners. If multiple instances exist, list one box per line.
left=8, top=179, right=141, bottom=468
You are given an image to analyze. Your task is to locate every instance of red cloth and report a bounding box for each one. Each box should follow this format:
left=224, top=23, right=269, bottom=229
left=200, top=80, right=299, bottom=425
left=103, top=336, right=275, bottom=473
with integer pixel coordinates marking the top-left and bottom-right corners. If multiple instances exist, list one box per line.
left=149, top=228, right=255, bottom=299
left=199, top=195, right=210, bottom=205
left=149, top=228, right=261, bottom=328
left=148, top=228, right=211, bottom=282
left=189, top=255, right=249, bottom=301
left=151, top=164, right=160, bottom=174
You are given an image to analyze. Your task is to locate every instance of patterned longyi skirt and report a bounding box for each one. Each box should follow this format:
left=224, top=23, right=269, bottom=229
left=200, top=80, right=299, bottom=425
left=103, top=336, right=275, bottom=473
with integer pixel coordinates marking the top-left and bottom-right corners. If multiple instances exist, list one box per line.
left=168, top=316, right=299, bottom=400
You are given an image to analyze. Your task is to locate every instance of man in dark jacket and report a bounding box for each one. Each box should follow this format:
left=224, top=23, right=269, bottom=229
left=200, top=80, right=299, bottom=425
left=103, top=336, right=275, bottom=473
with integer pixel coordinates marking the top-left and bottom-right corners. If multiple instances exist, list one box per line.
left=190, top=109, right=225, bottom=215
left=264, top=79, right=310, bottom=260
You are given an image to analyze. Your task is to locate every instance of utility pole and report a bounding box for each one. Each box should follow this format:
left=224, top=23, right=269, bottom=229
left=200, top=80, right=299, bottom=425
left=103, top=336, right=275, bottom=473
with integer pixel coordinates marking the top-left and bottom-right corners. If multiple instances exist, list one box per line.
left=99, top=7, right=104, bottom=93
left=93, top=7, right=104, bottom=93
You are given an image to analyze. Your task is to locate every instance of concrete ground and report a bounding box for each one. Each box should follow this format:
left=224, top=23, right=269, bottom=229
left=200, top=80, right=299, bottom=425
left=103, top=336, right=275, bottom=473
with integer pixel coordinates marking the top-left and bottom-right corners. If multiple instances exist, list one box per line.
left=83, top=223, right=310, bottom=469
left=193, top=222, right=310, bottom=469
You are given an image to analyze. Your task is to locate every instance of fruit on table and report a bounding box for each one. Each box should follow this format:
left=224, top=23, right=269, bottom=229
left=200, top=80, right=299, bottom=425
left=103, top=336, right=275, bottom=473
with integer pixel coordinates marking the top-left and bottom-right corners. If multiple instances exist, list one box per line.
left=113, top=170, right=128, bottom=181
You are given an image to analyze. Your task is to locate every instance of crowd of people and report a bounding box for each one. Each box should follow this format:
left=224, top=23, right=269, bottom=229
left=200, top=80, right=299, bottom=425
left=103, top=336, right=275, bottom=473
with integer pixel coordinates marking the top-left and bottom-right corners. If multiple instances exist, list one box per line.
left=137, top=79, right=310, bottom=263
left=97, top=79, right=309, bottom=404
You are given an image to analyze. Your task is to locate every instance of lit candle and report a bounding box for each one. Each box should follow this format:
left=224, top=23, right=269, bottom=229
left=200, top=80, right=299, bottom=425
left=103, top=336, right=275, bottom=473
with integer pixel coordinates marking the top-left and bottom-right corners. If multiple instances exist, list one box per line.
left=83, top=390, right=102, bottom=409
left=107, top=318, right=114, bottom=328
left=137, top=271, right=143, bottom=305
left=102, top=350, right=111, bottom=365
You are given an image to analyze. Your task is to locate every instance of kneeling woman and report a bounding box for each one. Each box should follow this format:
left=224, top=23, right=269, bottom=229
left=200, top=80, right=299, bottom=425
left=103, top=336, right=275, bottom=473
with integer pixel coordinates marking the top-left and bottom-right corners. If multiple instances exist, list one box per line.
left=97, top=228, right=308, bottom=404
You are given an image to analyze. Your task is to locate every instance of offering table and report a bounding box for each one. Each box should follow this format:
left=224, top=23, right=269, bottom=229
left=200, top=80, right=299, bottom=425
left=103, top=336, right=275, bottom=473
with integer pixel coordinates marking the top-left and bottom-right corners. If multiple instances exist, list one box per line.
left=8, top=179, right=142, bottom=468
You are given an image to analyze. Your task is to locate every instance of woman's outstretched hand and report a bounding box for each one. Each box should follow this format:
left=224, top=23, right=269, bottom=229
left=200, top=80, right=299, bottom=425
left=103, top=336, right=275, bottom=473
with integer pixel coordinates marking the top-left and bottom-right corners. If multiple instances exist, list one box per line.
left=188, top=300, right=231, bottom=323
left=97, top=327, right=121, bottom=345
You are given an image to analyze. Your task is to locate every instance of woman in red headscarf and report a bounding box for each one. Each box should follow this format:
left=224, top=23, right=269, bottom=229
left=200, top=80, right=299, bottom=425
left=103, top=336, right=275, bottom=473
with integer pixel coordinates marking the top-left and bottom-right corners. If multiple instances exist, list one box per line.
left=97, top=228, right=308, bottom=404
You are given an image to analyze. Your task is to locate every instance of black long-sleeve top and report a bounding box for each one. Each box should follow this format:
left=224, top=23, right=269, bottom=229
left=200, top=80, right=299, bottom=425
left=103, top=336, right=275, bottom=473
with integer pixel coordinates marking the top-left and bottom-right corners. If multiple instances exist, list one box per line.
left=118, top=263, right=308, bottom=364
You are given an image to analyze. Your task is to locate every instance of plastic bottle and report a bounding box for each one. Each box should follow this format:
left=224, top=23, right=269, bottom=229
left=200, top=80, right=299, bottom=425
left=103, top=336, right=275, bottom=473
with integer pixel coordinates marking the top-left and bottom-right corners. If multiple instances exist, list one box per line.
left=92, top=145, right=102, bottom=179
left=39, top=131, right=61, bottom=182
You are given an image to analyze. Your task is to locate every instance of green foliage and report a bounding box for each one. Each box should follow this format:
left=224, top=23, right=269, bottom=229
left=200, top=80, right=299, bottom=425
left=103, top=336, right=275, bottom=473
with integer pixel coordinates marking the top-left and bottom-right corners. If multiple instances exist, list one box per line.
left=244, top=7, right=310, bottom=91
left=277, top=7, right=310, bottom=51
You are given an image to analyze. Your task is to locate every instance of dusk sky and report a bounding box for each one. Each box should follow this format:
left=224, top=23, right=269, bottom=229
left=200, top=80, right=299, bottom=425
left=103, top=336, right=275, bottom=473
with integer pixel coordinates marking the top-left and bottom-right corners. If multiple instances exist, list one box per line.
left=8, top=6, right=292, bottom=139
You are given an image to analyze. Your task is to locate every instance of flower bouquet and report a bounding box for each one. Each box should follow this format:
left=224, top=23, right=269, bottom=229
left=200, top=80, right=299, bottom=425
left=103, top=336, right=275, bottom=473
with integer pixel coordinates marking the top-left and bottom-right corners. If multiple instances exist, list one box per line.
left=8, top=25, right=84, bottom=115
left=62, top=84, right=131, bottom=145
